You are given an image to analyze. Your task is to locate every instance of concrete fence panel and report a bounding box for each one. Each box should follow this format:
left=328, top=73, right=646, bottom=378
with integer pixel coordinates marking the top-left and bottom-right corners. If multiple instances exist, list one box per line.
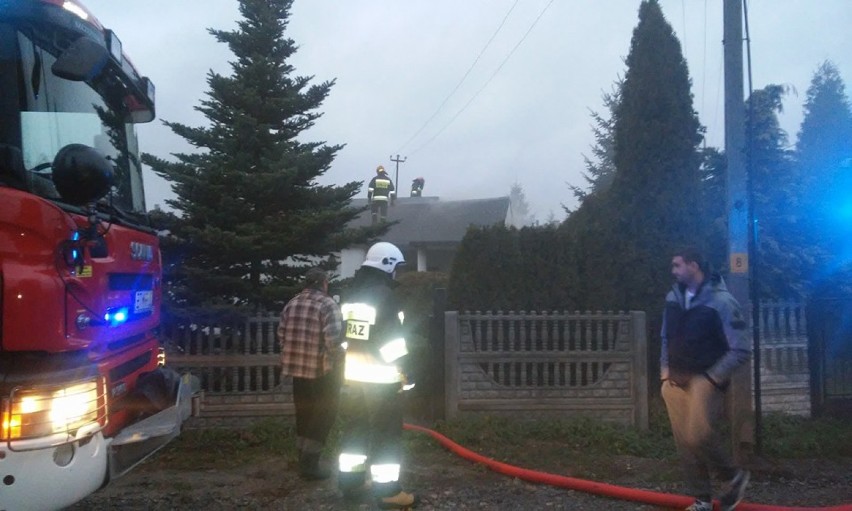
left=445, top=310, right=649, bottom=429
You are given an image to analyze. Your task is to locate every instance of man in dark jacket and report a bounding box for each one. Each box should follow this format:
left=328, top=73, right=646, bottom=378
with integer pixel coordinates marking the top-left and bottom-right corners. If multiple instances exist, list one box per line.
left=660, top=247, right=751, bottom=511
left=367, top=165, right=395, bottom=225
left=337, top=242, right=416, bottom=509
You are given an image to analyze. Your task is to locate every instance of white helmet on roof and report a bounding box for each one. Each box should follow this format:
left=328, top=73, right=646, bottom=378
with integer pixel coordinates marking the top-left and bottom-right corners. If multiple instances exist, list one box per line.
left=362, top=242, right=405, bottom=274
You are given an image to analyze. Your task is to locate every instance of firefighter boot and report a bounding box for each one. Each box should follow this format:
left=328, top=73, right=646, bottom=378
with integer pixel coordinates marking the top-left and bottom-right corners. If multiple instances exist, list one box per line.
left=338, top=471, right=368, bottom=500
left=298, top=451, right=330, bottom=480
left=377, top=491, right=417, bottom=509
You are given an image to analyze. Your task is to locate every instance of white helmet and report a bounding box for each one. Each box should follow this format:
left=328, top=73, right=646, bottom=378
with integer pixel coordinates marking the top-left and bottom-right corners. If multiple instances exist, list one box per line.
left=362, top=242, right=405, bottom=274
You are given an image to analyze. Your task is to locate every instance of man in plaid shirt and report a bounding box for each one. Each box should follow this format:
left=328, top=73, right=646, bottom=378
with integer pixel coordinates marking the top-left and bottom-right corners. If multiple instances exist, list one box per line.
left=278, top=268, right=344, bottom=480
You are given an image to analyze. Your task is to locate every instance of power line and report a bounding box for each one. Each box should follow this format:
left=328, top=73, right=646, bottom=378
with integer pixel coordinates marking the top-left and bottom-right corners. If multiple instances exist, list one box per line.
left=410, top=0, right=556, bottom=156
left=702, top=0, right=708, bottom=128
left=395, top=0, right=520, bottom=155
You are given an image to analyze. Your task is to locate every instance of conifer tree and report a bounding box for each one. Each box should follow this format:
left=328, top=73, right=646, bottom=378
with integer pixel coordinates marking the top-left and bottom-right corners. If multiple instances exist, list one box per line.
left=570, top=81, right=621, bottom=206
left=697, top=146, right=727, bottom=270
left=797, top=61, right=852, bottom=186
left=143, top=0, right=381, bottom=313
left=794, top=61, right=852, bottom=284
left=744, top=85, right=807, bottom=298
left=565, top=0, right=705, bottom=311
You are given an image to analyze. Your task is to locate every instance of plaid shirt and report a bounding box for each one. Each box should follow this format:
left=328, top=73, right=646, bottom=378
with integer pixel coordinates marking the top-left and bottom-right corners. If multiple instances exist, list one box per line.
left=277, top=288, right=343, bottom=379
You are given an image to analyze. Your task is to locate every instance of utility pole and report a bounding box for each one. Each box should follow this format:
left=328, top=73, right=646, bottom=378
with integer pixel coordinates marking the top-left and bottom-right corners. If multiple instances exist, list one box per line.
left=723, top=0, right=755, bottom=463
left=390, top=154, right=407, bottom=199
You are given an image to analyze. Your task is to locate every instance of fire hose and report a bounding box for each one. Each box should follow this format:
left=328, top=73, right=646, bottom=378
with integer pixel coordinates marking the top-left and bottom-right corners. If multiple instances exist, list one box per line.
left=403, top=423, right=852, bottom=511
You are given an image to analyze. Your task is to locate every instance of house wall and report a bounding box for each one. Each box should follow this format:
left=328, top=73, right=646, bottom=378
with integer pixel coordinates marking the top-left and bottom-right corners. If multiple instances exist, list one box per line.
left=408, top=246, right=456, bottom=273
left=339, top=247, right=367, bottom=279
left=339, top=246, right=455, bottom=277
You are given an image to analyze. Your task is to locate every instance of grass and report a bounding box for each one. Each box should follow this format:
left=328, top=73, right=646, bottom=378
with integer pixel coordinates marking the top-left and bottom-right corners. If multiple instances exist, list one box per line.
left=760, top=413, right=852, bottom=458
left=153, top=418, right=298, bottom=469
left=150, top=400, right=852, bottom=475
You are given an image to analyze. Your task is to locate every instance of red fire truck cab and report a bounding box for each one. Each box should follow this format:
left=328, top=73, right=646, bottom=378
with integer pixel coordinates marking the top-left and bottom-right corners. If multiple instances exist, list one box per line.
left=0, top=1, right=196, bottom=509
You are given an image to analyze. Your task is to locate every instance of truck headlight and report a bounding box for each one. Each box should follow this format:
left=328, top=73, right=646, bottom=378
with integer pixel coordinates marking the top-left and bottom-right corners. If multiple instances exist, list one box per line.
left=1, top=378, right=107, bottom=444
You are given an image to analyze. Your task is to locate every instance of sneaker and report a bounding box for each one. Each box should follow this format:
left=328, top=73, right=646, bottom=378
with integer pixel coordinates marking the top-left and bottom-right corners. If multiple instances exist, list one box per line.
left=685, top=500, right=712, bottom=511
left=719, top=469, right=750, bottom=511
left=377, top=490, right=417, bottom=509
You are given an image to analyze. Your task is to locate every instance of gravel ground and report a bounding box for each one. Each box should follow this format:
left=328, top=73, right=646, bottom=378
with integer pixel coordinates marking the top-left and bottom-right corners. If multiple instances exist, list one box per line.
left=69, top=440, right=852, bottom=511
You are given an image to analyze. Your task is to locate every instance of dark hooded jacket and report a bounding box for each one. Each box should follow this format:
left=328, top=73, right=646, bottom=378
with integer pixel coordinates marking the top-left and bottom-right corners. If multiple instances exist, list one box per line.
left=660, top=274, right=751, bottom=387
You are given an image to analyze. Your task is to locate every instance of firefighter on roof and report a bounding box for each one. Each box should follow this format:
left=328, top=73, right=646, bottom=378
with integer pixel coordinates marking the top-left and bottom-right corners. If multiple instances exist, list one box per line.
left=410, top=177, right=424, bottom=198
left=367, top=165, right=395, bottom=224
left=337, top=242, right=417, bottom=509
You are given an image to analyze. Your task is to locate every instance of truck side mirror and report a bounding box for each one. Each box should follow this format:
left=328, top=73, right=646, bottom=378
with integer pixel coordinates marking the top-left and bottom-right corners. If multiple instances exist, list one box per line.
left=52, top=144, right=113, bottom=205
left=52, top=36, right=109, bottom=82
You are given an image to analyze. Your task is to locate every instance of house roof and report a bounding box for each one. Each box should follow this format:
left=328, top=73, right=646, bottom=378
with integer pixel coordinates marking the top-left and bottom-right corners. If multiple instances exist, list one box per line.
left=349, top=196, right=510, bottom=246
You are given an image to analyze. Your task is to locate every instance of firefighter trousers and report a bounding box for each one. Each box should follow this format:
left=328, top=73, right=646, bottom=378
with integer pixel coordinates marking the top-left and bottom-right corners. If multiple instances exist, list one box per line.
left=338, top=380, right=404, bottom=496
left=370, top=200, right=389, bottom=224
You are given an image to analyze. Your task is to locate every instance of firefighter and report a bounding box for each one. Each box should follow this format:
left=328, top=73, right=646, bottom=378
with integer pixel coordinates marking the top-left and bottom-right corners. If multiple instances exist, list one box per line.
left=337, top=242, right=417, bottom=509
left=367, top=165, right=395, bottom=224
left=410, top=177, right=424, bottom=198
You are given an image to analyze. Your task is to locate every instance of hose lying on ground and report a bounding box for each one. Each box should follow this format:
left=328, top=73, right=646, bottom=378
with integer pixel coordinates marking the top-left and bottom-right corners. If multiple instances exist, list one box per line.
left=403, top=423, right=852, bottom=511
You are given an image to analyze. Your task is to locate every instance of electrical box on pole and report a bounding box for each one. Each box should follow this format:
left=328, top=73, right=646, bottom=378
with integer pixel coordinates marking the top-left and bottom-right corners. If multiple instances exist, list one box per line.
left=723, top=0, right=755, bottom=463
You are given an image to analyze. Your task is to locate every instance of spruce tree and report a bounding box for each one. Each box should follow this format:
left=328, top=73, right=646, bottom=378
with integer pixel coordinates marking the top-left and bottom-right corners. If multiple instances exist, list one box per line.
left=794, top=61, right=852, bottom=284
left=797, top=61, right=852, bottom=185
left=569, top=80, right=621, bottom=206
left=143, top=0, right=381, bottom=313
left=574, top=0, right=704, bottom=311
left=697, top=146, right=728, bottom=270
left=744, top=85, right=808, bottom=298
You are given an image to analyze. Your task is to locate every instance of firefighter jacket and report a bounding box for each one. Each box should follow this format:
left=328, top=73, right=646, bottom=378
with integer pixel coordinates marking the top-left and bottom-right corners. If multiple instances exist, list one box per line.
left=660, top=274, right=751, bottom=388
left=410, top=178, right=424, bottom=197
left=367, top=172, right=395, bottom=202
left=340, top=266, right=408, bottom=384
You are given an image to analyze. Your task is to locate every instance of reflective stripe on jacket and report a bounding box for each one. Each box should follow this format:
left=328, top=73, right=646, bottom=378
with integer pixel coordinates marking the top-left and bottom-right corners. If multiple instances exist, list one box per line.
left=340, top=267, right=407, bottom=384
left=367, top=173, right=395, bottom=202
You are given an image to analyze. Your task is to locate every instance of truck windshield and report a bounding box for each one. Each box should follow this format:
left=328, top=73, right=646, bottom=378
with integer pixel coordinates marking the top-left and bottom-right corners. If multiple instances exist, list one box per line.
left=17, top=30, right=146, bottom=214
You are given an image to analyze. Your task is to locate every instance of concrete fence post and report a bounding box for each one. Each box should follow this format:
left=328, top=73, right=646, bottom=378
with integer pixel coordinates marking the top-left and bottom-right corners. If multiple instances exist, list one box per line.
left=444, top=311, right=460, bottom=420
left=632, top=311, right=649, bottom=430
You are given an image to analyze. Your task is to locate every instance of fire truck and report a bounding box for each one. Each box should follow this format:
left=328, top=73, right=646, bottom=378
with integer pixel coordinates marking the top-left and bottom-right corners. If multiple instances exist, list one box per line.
left=0, top=1, right=196, bottom=509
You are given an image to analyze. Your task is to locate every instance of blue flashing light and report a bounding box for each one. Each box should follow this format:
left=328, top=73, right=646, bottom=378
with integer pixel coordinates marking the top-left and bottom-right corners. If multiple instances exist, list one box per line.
left=104, top=307, right=130, bottom=326
left=838, top=202, right=852, bottom=222
left=70, top=231, right=81, bottom=261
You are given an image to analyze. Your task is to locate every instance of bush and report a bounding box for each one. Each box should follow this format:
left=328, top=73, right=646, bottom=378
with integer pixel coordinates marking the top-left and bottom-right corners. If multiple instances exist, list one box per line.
left=448, top=224, right=579, bottom=312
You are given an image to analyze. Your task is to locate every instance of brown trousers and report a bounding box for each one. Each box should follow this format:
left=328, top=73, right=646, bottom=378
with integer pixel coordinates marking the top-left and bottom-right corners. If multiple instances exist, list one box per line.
left=662, top=375, right=738, bottom=501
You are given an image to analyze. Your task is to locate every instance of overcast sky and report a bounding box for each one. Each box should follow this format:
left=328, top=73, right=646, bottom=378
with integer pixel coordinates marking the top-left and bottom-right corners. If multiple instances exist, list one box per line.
left=82, top=0, right=852, bottom=222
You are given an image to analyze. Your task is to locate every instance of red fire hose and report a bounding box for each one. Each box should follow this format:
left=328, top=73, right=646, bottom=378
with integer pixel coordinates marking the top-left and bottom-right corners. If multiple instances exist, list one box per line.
left=403, top=423, right=852, bottom=511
